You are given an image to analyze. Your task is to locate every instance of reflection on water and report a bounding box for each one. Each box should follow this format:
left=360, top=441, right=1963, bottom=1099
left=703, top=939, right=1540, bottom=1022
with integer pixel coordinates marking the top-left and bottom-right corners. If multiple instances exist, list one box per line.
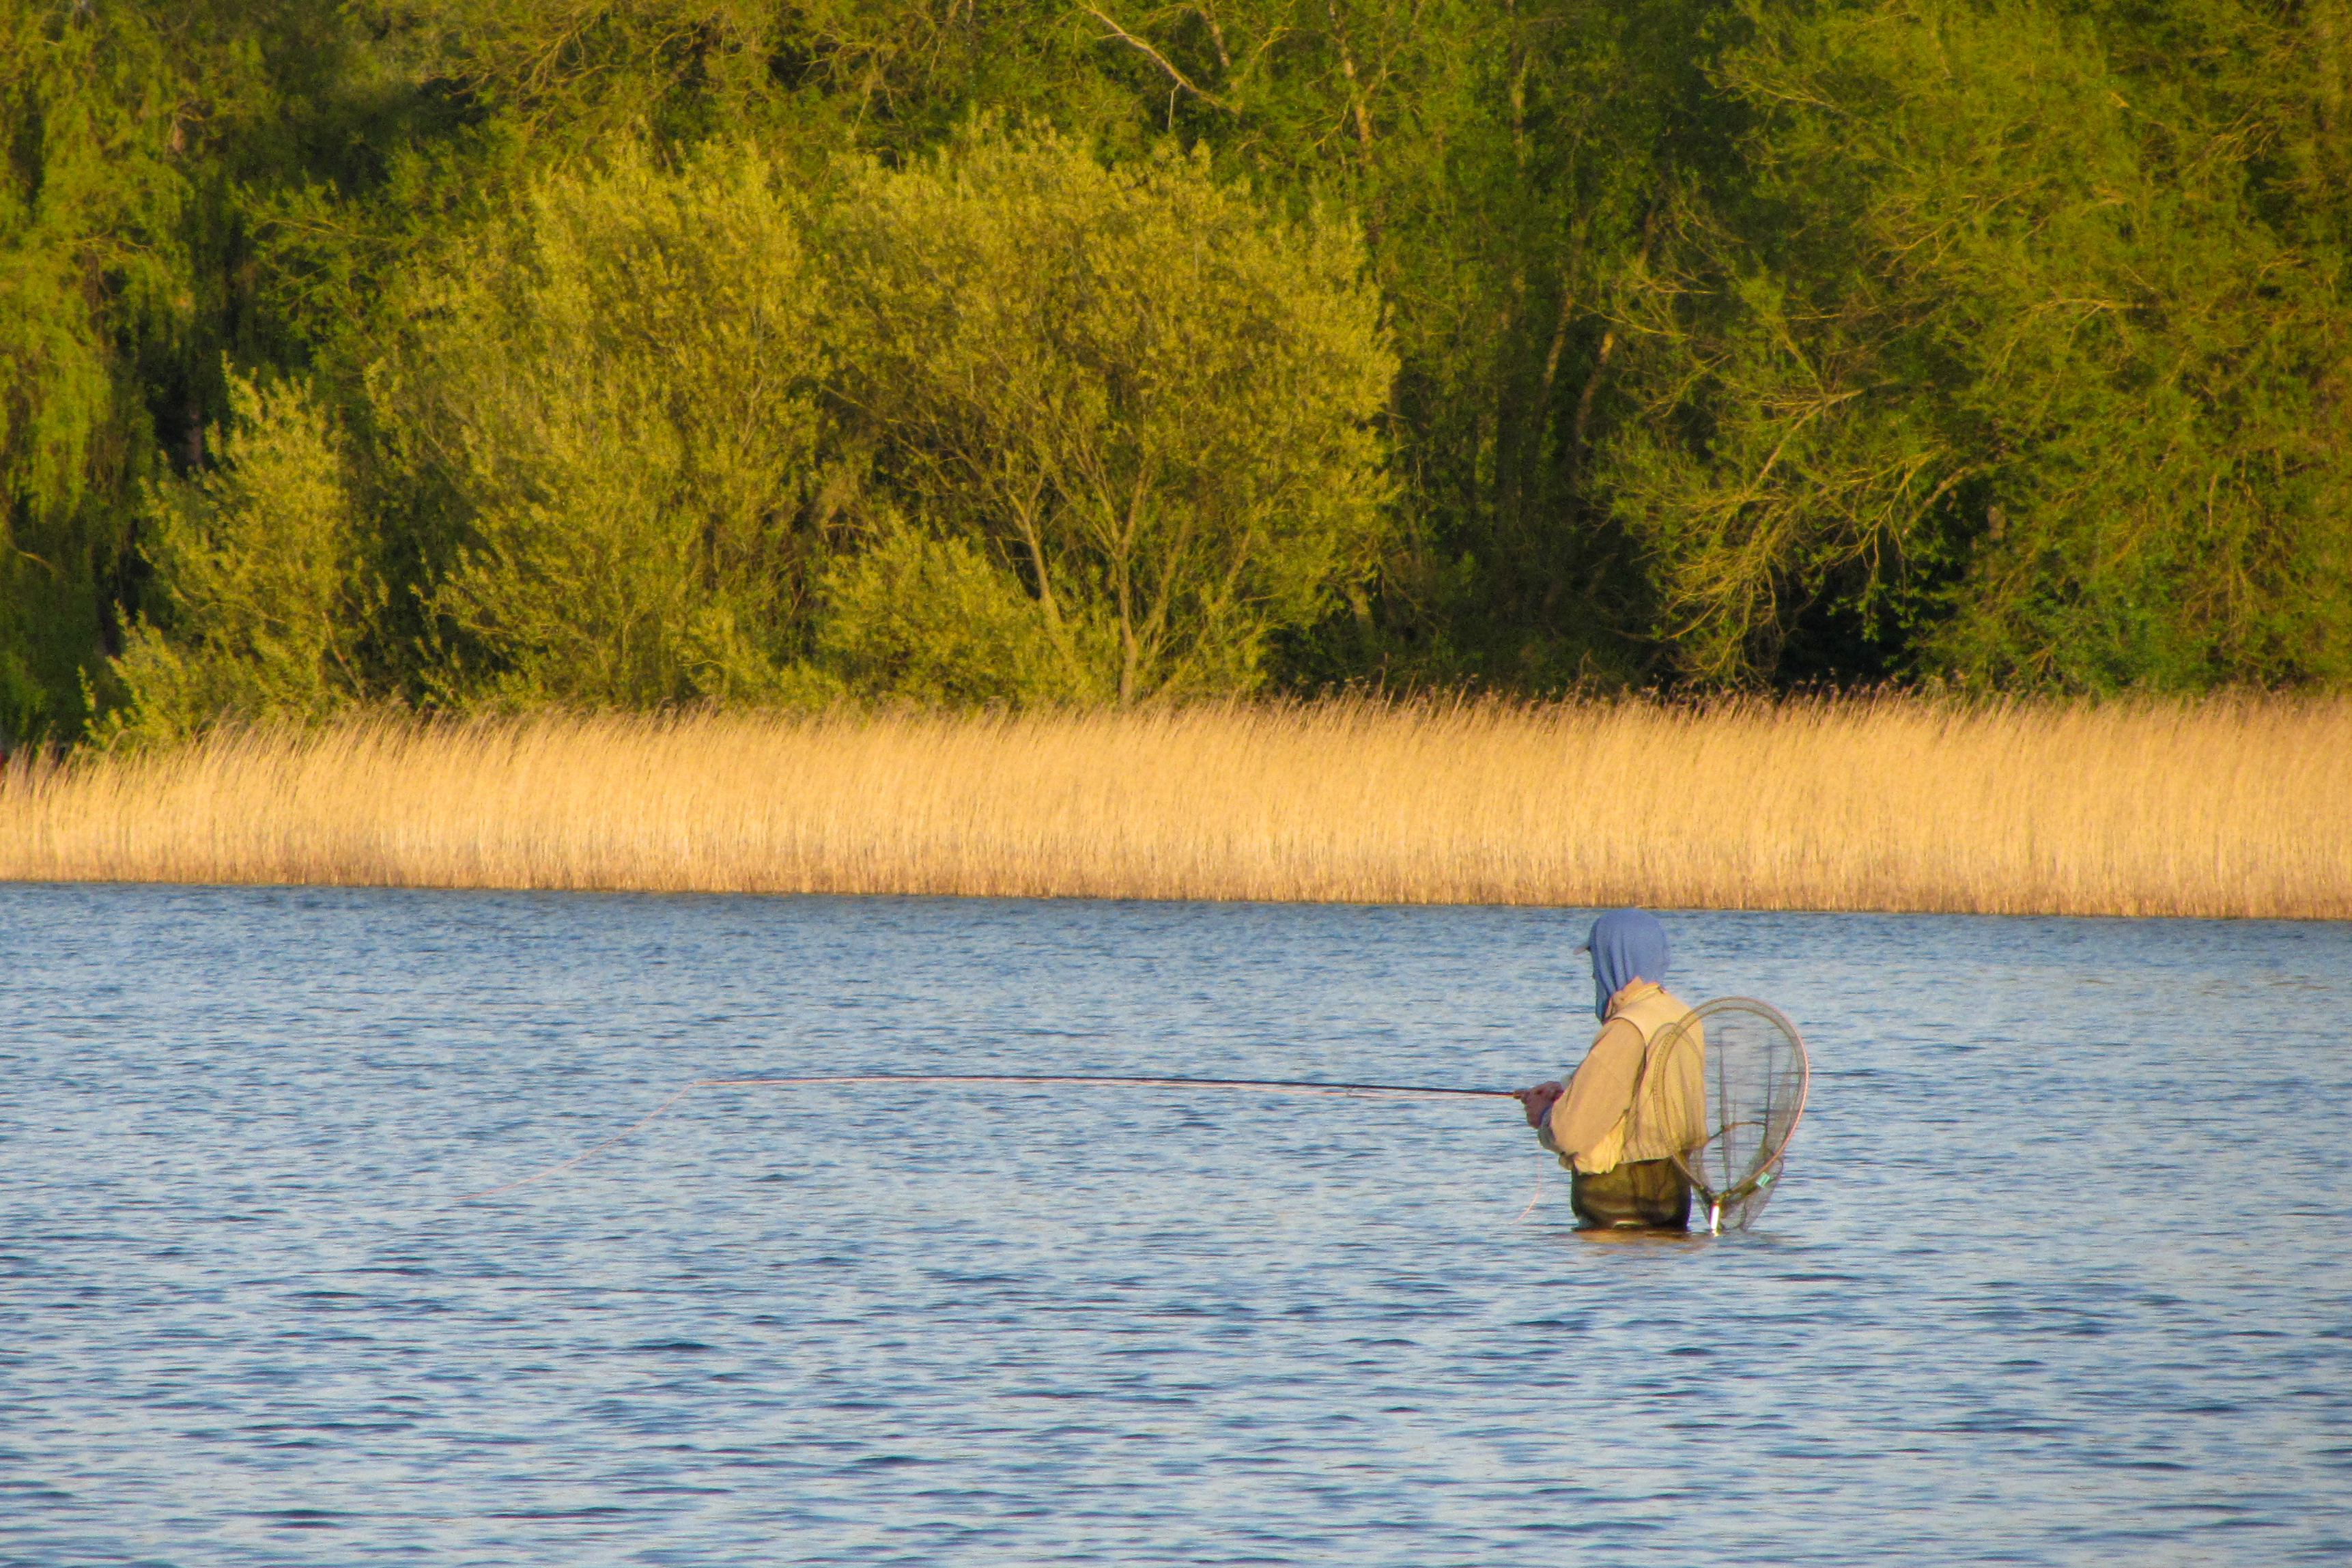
left=2, top=885, right=2347, bottom=1565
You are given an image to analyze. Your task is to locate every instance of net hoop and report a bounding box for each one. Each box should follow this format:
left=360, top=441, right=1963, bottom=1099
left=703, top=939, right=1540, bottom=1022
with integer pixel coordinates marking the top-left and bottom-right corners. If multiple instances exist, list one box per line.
left=1648, top=996, right=1809, bottom=1234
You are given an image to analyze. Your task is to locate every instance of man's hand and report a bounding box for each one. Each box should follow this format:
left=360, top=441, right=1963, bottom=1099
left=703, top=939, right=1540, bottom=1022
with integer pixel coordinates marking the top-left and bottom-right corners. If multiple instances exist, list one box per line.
left=1512, top=1081, right=1563, bottom=1130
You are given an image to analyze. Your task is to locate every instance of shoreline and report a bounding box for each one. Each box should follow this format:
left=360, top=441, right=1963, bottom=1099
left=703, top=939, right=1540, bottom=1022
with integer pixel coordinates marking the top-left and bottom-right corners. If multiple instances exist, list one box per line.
left=5, top=878, right=2345, bottom=926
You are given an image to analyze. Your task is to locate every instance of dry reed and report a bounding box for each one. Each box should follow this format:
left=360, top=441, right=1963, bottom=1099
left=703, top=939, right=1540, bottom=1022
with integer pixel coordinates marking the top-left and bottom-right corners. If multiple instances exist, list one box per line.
left=1, top=696, right=2345, bottom=917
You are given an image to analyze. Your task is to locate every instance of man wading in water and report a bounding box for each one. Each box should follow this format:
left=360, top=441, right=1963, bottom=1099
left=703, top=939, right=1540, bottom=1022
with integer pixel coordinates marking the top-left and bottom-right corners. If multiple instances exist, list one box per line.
left=1515, top=909, right=1705, bottom=1231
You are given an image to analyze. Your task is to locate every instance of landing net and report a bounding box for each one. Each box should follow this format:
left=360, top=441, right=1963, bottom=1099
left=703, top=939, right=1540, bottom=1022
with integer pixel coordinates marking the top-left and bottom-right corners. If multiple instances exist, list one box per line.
left=1647, top=997, right=1809, bottom=1233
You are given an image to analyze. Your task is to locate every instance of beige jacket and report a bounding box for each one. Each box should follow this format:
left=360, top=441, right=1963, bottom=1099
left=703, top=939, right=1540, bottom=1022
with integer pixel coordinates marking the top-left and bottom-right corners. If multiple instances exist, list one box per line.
left=1542, top=980, right=1705, bottom=1175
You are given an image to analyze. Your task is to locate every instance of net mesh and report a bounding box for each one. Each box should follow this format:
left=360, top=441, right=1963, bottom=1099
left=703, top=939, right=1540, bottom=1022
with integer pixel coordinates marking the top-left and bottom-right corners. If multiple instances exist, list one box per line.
left=1648, top=997, right=1809, bottom=1231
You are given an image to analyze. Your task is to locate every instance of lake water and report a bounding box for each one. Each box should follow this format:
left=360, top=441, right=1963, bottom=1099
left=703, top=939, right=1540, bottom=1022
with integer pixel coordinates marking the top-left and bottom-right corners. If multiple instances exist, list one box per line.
left=2, top=884, right=2347, bottom=1566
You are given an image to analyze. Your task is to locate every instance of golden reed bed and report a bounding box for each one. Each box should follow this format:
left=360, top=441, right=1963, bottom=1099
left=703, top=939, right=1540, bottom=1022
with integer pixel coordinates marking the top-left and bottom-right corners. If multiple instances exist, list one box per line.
left=1, top=697, right=2345, bottom=917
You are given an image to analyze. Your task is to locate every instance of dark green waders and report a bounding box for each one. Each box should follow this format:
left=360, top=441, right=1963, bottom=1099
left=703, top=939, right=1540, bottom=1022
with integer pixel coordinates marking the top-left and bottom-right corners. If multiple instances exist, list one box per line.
left=1570, top=1156, right=1693, bottom=1231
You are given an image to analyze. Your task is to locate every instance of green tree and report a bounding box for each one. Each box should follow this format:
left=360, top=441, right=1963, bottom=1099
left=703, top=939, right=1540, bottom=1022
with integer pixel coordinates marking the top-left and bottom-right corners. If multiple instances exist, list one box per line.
left=376, top=143, right=830, bottom=708
left=1596, top=0, right=2351, bottom=689
left=821, top=126, right=1395, bottom=702
left=1067, top=0, right=1737, bottom=687
left=8, top=0, right=2350, bottom=729
left=0, top=0, right=193, bottom=745
left=104, top=373, right=372, bottom=743
left=816, top=526, right=1088, bottom=705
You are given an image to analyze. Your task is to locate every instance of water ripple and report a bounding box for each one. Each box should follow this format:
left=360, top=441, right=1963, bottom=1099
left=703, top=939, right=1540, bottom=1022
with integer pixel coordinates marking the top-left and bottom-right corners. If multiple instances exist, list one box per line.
left=1, top=886, right=2346, bottom=1565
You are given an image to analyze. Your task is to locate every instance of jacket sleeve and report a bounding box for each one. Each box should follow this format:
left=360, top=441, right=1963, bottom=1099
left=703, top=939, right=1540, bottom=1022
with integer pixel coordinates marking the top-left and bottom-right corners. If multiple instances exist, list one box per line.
left=1546, top=1018, right=1645, bottom=1169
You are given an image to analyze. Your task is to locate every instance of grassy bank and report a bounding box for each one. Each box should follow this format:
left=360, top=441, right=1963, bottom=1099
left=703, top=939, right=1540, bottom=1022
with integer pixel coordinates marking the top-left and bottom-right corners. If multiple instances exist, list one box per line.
left=1, top=697, right=2344, bottom=917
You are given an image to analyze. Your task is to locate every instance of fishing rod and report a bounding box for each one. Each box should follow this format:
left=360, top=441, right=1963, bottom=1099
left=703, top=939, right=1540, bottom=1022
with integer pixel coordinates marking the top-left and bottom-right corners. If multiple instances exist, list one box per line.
left=460, top=1071, right=1520, bottom=1202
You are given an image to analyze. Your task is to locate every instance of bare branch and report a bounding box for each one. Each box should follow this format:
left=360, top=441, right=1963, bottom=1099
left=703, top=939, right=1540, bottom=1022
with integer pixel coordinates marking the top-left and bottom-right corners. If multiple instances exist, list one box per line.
left=1081, top=6, right=1237, bottom=114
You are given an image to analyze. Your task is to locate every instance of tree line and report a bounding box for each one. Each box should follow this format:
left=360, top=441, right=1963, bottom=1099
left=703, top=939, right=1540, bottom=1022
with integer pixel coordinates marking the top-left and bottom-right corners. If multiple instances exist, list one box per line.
left=5, top=0, right=2347, bottom=745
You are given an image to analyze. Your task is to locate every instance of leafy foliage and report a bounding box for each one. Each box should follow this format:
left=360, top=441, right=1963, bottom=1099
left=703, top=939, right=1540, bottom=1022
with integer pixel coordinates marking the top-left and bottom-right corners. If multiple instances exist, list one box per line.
left=1602, top=0, right=2351, bottom=689
left=3, top=0, right=2349, bottom=746
left=817, top=528, right=1092, bottom=706
left=377, top=144, right=827, bottom=708
left=0, top=0, right=188, bottom=743
left=104, top=373, right=371, bottom=743
left=823, top=128, right=1394, bottom=702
